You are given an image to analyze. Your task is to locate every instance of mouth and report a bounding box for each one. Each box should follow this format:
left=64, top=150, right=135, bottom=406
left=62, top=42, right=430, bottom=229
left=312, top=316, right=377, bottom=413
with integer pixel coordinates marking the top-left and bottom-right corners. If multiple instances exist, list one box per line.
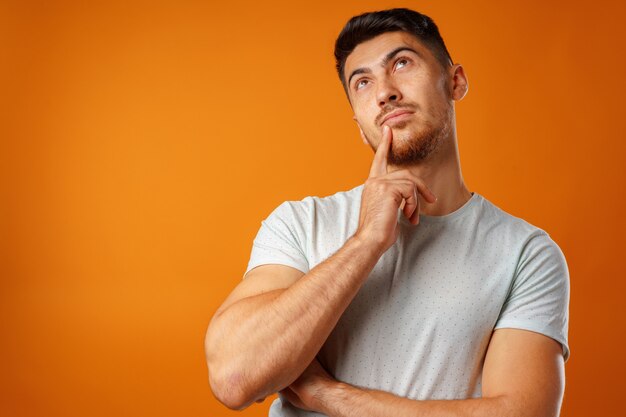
left=381, top=110, right=414, bottom=125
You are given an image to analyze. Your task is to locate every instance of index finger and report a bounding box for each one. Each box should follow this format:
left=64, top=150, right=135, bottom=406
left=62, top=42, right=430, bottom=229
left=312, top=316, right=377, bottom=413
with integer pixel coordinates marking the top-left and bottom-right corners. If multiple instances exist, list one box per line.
left=368, top=125, right=391, bottom=178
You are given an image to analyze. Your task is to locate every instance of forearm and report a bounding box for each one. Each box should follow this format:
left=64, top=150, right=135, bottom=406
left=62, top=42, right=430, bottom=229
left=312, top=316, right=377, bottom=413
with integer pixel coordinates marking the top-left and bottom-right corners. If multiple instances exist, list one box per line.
left=207, top=234, right=383, bottom=409
left=319, top=382, right=512, bottom=417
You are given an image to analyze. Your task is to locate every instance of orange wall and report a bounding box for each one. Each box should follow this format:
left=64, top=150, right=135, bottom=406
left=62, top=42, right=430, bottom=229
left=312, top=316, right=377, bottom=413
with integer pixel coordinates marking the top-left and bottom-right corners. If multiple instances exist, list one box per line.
left=2, top=1, right=625, bottom=416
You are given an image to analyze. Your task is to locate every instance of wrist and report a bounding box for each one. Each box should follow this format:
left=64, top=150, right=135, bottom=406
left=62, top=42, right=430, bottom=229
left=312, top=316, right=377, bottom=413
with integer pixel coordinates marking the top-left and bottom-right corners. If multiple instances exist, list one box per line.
left=350, top=231, right=386, bottom=259
left=315, top=380, right=353, bottom=415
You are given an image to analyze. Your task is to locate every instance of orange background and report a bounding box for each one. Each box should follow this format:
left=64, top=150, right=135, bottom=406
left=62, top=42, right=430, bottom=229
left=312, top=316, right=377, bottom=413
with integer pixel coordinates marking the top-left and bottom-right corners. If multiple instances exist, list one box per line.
left=2, top=1, right=625, bottom=416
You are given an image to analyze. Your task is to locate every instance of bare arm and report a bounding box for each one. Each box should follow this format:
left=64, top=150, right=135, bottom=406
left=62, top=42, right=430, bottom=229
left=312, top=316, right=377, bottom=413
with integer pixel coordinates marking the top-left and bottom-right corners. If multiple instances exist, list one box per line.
left=205, top=125, right=436, bottom=410
left=205, top=234, right=383, bottom=410
left=282, top=329, right=565, bottom=417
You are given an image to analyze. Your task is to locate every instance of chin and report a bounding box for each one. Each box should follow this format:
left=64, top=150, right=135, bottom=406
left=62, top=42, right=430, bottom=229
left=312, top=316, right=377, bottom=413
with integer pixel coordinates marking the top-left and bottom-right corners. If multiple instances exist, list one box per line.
left=388, top=127, right=443, bottom=166
left=392, top=124, right=420, bottom=142
left=387, top=119, right=412, bottom=131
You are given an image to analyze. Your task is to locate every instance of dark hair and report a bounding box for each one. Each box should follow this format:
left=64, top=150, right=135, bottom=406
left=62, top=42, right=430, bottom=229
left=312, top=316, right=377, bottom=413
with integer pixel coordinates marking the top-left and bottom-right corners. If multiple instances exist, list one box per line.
left=334, top=8, right=454, bottom=97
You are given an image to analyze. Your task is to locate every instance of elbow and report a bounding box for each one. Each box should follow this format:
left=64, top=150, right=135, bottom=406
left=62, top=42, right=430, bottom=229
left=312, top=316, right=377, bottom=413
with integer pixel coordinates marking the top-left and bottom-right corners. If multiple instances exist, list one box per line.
left=208, top=369, right=253, bottom=411
left=206, top=349, right=251, bottom=410
left=205, top=327, right=256, bottom=410
left=207, top=357, right=265, bottom=410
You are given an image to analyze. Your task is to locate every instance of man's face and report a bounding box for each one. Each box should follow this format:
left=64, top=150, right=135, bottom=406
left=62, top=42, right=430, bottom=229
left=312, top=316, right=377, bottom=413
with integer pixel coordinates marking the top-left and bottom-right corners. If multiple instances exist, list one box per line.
left=344, top=31, right=463, bottom=166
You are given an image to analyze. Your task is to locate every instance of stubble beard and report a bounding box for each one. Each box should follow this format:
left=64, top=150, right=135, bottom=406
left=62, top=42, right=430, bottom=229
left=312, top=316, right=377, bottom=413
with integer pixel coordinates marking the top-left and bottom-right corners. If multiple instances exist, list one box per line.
left=385, top=104, right=453, bottom=167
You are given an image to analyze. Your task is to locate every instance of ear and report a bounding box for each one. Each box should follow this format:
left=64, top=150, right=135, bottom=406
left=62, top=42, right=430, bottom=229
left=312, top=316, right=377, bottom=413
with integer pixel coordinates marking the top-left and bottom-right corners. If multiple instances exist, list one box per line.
left=353, top=116, right=369, bottom=145
left=448, top=63, right=469, bottom=101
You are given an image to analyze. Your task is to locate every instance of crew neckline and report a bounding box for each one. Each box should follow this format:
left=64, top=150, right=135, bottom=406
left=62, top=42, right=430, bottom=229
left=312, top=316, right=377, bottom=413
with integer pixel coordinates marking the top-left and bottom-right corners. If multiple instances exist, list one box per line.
left=398, top=191, right=480, bottom=225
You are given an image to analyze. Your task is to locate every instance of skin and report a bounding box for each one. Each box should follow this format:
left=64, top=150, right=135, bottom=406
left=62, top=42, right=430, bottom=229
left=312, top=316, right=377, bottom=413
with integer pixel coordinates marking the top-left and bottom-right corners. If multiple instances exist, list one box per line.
left=280, top=327, right=565, bottom=417
left=276, top=31, right=566, bottom=417
left=345, top=30, right=472, bottom=217
left=205, top=30, right=565, bottom=417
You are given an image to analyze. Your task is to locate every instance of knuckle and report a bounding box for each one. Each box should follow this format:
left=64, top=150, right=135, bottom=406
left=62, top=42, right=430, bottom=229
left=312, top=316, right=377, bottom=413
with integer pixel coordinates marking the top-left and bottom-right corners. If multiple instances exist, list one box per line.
left=396, top=169, right=413, bottom=182
left=398, top=170, right=423, bottom=186
left=379, top=181, right=391, bottom=192
left=409, top=173, right=423, bottom=186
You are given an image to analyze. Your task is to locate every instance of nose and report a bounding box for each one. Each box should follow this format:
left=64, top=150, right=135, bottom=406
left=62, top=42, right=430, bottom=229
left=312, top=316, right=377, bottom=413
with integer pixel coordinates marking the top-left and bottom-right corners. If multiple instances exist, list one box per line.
left=376, top=78, right=402, bottom=107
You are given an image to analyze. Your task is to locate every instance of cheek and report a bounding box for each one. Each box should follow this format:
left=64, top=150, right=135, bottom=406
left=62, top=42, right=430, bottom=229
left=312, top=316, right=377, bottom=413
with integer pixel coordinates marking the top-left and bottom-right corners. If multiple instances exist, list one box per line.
left=352, top=90, right=374, bottom=109
left=354, top=105, right=378, bottom=126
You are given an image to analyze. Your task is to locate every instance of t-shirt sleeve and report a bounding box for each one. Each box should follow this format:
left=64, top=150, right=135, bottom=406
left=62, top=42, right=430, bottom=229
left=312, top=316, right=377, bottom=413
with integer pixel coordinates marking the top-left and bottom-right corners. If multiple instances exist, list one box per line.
left=494, top=231, right=571, bottom=362
left=243, top=201, right=310, bottom=279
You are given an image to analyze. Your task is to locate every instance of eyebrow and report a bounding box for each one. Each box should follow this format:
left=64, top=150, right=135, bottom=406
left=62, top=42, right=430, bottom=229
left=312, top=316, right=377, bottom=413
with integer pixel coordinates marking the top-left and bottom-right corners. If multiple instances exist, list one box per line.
left=347, top=46, right=423, bottom=88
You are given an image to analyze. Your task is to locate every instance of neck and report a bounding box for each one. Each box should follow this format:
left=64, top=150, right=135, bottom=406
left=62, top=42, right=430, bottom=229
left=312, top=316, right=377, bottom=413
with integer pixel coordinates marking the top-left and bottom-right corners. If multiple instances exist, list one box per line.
left=387, top=133, right=471, bottom=217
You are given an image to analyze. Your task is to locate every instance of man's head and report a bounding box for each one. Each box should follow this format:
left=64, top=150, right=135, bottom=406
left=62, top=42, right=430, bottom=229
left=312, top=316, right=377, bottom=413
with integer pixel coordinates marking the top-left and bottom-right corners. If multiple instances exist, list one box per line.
left=334, top=8, right=468, bottom=167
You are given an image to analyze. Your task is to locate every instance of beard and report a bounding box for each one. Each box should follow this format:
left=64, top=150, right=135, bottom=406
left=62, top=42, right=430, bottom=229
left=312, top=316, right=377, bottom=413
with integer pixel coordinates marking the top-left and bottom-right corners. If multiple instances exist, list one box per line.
left=370, top=103, right=453, bottom=167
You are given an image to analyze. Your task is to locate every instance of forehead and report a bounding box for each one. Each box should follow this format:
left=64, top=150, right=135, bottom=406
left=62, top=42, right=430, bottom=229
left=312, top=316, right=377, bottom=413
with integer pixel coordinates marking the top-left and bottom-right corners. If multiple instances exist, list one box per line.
left=344, top=31, right=431, bottom=80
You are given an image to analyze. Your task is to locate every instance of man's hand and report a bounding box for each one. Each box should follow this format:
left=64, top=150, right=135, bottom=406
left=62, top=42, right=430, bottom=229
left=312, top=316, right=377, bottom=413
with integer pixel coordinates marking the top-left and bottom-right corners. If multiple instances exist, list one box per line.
left=278, top=329, right=565, bottom=417
left=356, top=124, right=437, bottom=253
left=279, top=357, right=337, bottom=413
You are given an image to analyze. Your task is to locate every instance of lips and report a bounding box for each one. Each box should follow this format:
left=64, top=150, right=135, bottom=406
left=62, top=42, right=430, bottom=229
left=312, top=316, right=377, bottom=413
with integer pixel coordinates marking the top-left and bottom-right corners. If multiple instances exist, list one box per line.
left=381, top=110, right=414, bottom=125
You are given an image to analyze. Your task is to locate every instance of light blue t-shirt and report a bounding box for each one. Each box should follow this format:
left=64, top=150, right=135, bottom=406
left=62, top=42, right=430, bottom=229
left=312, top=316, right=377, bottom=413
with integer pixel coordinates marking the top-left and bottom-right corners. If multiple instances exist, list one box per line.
left=244, top=183, right=570, bottom=417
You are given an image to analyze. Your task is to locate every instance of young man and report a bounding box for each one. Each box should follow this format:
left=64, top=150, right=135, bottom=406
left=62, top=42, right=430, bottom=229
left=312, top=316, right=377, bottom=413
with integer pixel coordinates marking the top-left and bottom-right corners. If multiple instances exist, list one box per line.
left=205, top=8, right=570, bottom=417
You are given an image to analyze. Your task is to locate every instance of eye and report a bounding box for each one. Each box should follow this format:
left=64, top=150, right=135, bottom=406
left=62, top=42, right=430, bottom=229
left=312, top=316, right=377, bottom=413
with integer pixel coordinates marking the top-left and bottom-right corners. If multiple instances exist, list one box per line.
left=353, top=57, right=412, bottom=91
left=395, top=57, right=411, bottom=69
left=355, top=78, right=369, bottom=90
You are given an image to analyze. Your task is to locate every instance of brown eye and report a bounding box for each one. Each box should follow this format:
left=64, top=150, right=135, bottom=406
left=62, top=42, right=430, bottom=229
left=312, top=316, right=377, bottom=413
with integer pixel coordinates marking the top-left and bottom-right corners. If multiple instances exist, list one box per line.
left=396, top=58, right=410, bottom=69
left=356, top=79, right=369, bottom=90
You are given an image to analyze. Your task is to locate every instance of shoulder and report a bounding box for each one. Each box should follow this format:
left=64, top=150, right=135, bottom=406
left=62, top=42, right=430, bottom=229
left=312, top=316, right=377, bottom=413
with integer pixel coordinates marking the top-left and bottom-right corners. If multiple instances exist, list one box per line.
left=270, top=182, right=364, bottom=222
left=476, top=194, right=568, bottom=276
left=476, top=193, right=557, bottom=246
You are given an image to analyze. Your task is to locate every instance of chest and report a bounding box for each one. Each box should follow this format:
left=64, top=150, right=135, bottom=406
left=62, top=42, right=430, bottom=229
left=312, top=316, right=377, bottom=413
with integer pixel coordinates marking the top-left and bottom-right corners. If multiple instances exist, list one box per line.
left=317, top=230, right=517, bottom=382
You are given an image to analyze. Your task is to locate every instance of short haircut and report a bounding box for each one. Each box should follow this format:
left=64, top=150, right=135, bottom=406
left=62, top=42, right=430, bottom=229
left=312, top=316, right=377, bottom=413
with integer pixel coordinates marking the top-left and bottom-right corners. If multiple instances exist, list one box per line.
left=334, top=8, right=454, bottom=97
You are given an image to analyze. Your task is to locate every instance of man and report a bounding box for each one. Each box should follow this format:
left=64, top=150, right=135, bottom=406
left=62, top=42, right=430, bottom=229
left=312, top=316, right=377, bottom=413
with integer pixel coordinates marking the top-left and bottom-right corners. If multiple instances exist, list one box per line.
left=204, top=8, right=570, bottom=417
